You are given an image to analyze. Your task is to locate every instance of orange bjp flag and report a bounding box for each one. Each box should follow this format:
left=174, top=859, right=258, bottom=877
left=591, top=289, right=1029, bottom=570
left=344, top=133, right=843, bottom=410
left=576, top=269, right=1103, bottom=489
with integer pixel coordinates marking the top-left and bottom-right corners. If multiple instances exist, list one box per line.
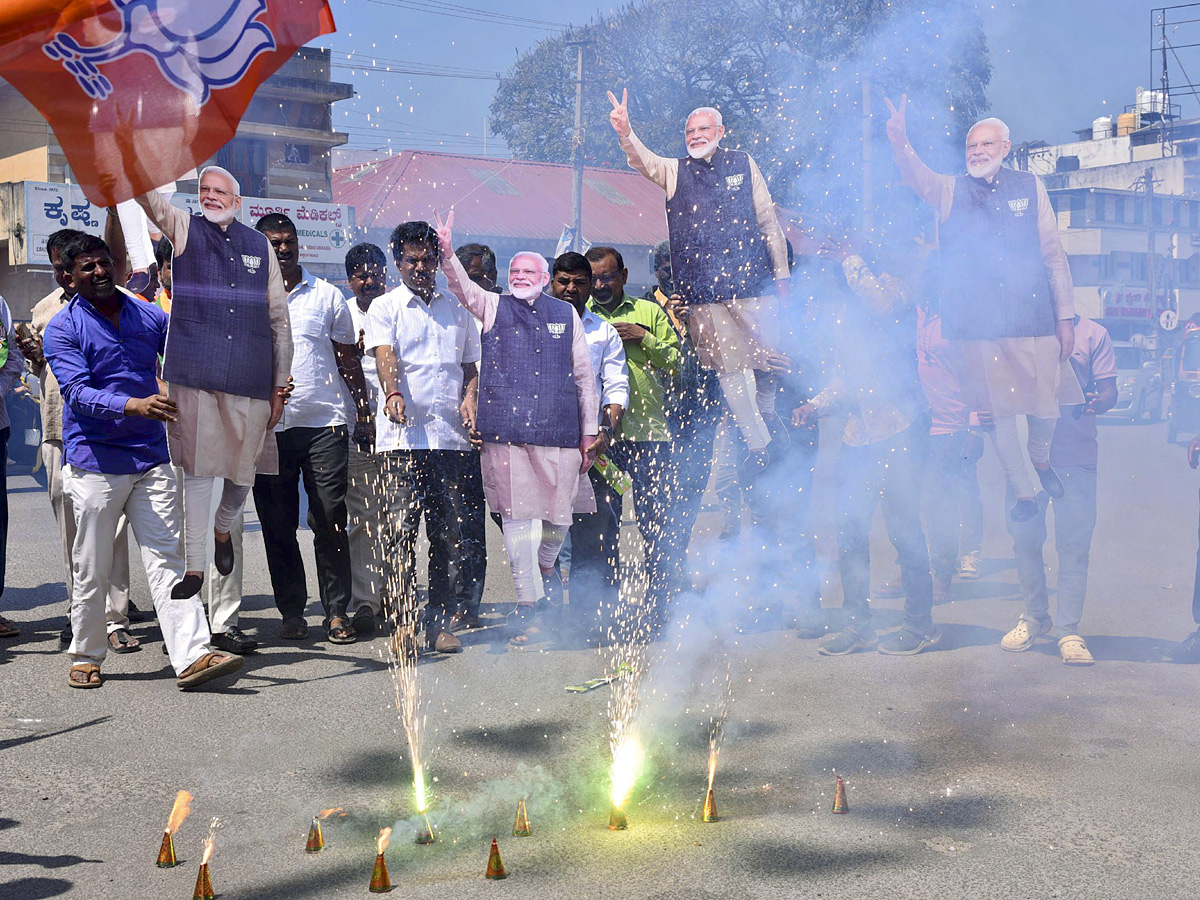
left=0, top=0, right=335, bottom=205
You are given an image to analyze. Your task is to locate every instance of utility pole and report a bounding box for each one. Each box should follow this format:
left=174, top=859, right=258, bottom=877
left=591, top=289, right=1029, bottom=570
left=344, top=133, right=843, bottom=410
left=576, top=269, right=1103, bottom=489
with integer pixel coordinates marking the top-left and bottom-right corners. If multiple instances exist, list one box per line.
left=1145, top=166, right=1157, bottom=320
left=566, top=38, right=592, bottom=253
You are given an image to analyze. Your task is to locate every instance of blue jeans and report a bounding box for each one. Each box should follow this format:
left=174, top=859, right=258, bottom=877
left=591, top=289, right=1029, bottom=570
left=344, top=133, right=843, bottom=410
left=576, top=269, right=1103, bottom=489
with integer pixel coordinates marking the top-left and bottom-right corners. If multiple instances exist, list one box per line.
left=1005, top=466, right=1097, bottom=636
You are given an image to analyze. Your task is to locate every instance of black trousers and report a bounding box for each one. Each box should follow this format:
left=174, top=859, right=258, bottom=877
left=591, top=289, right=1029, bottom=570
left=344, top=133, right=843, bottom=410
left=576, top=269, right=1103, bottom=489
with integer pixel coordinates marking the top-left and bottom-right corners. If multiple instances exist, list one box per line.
left=835, top=421, right=933, bottom=634
left=253, top=425, right=351, bottom=625
left=568, top=467, right=621, bottom=627
left=609, top=440, right=675, bottom=614
left=382, top=449, right=486, bottom=634
left=664, top=404, right=722, bottom=599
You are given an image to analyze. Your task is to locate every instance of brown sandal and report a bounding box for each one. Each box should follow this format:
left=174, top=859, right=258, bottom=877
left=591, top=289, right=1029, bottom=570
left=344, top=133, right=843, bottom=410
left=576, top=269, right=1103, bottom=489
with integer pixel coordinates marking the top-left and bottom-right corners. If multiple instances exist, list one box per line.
left=176, top=652, right=244, bottom=691
left=68, top=663, right=102, bottom=689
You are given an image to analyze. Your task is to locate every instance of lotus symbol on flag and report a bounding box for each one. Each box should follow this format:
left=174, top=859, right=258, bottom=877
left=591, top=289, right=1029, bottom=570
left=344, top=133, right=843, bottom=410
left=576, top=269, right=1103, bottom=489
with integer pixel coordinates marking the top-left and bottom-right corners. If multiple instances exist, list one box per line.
left=42, top=0, right=277, bottom=106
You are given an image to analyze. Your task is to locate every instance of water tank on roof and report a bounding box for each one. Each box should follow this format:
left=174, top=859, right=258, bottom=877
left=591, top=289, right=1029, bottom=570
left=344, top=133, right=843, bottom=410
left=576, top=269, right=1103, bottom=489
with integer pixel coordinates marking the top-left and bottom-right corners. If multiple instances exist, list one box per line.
left=1138, top=87, right=1166, bottom=117
left=1092, top=116, right=1114, bottom=140
left=1056, top=155, right=1081, bottom=173
left=1117, top=112, right=1138, bottom=136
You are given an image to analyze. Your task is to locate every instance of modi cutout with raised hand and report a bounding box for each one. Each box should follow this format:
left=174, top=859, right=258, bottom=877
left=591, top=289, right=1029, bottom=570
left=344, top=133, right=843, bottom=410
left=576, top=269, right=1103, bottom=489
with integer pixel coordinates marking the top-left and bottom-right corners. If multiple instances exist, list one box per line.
left=883, top=92, right=1081, bottom=522
left=435, top=209, right=599, bottom=645
left=607, top=87, right=791, bottom=480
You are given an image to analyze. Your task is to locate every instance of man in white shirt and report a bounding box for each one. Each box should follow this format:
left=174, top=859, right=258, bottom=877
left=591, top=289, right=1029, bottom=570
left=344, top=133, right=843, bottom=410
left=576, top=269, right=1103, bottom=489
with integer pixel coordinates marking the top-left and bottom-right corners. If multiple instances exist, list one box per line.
left=253, top=214, right=369, bottom=645
left=365, top=221, right=484, bottom=654
left=548, top=252, right=627, bottom=638
left=342, top=242, right=388, bottom=634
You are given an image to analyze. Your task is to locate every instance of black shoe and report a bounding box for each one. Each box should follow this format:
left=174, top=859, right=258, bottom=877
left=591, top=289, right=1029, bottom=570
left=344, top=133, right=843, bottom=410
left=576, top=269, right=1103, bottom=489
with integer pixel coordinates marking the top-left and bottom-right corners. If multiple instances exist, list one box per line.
left=171, top=573, right=203, bottom=599
left=351, top=609, right=378, bottom=636
left=127, top=599, right=148, bottom=623
left=59, top=625, right=72, bottom=647
left=1167, top=629, right=1200, bottom=663
left=210, top=626, right=258, bottom=655
left=214, top=536, right=235, bottom=577
left=1035, top=465, right=1065, bottom=498
left=1009, top=498, right=1039, bottom=522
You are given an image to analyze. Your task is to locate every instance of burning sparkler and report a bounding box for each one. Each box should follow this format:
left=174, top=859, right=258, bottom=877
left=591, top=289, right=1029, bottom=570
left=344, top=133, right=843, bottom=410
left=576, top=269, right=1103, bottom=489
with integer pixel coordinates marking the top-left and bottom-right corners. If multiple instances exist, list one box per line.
left=155, top=789, right=192, bottom=867
left=369, top=827, right=393, bottom=893
left=608, top=733, right=641, bottom=830
left=703, top=664, right=733, bottom=823
left=386, top=606, right=434, bottom=843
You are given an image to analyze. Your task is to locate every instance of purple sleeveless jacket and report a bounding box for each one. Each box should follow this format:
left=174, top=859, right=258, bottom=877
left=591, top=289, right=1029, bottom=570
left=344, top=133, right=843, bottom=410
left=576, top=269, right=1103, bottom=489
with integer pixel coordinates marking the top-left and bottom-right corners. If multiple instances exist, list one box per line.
left=665, top=148, right=775, bottom=305
left=477, top=292, right=580, bottom=448
left=939, top=169, right=1056, bottom=340
left=162, top=215, right=275, bottom=400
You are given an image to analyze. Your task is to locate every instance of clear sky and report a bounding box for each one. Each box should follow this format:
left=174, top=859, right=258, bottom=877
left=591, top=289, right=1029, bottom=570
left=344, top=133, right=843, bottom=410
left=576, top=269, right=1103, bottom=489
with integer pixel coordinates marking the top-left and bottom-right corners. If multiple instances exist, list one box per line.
left=316, top=0, right=1195, bottom=158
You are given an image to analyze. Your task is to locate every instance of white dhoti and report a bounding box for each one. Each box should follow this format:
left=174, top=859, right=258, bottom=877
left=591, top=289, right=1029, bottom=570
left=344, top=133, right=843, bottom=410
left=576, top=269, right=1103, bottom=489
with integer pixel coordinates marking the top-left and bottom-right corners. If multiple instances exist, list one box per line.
left=63, top=464, right=211, bottom=675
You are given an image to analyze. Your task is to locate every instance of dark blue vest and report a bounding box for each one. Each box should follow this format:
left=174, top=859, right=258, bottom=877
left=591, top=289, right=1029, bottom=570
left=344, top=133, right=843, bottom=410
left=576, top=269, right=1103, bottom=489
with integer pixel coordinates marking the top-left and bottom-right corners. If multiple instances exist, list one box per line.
left=163, top=216, right=275, bottom=400
left=478, top=292, right=580, bottom=448
left=940, top=169, right=1056, bottom=340
left=665, top=148, right=775, bottom=304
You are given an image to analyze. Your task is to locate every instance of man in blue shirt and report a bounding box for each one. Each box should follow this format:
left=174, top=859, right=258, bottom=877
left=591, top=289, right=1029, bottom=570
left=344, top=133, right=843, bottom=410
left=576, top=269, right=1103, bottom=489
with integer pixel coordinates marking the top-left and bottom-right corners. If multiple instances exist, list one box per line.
left=43, top=233, right=243, bottom=691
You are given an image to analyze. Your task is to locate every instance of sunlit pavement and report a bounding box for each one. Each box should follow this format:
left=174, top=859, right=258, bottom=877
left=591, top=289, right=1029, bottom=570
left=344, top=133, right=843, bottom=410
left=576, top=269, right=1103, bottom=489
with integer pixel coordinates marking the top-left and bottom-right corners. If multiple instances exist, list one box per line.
left=2, top=417, right=1199, bottom=899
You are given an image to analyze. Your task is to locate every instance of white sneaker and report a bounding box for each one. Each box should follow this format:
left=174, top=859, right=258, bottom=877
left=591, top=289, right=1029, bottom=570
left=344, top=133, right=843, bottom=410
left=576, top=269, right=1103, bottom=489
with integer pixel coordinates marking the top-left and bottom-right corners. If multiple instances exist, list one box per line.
left=1058, top=635, right=1095, bottom=666
left=1000, top=618, right=1051, bottom=652
left=958, top=552, right=981, bottom=581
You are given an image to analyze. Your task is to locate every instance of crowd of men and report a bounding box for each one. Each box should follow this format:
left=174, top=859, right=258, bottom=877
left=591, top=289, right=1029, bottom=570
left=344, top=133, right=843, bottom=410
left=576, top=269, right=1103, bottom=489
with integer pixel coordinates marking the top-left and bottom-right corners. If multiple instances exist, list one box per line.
left=2, top=89, right=1200, bottom=692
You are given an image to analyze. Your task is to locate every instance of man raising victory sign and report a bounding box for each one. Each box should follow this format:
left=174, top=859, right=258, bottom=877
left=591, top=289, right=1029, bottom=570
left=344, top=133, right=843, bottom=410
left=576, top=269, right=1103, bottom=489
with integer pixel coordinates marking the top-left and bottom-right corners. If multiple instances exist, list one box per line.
left=607, top=88, right=791, bottom=476
left=883, top=94, right=1081, bottom=522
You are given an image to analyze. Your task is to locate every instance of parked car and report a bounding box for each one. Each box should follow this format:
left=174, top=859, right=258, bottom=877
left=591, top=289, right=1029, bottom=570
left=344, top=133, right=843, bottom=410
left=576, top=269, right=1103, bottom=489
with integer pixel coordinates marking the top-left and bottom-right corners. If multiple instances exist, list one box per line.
left=1106, top=341, right=1163, bottom=423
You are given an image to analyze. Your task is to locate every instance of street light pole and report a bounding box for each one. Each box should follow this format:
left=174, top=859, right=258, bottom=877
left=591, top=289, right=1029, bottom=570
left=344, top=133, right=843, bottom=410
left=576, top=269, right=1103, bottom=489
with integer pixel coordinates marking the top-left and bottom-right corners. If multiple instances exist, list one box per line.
left=566, top=38, right=592, bottom=253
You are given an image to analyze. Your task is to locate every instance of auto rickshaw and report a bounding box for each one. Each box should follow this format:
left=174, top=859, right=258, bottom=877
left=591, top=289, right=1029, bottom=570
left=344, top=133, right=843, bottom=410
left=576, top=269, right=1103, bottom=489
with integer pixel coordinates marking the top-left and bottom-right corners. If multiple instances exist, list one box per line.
left=1168, top=321, right=1200, bottom=442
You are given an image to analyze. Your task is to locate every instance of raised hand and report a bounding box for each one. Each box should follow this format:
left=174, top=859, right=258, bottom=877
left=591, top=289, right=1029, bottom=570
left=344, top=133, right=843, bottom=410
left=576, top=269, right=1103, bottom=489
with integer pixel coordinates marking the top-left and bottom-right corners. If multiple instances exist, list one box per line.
left=434, top=208, right=454, bottom=261
left=607, top=88, right=631, bottom=137
left=883, top=93, right=908, bottom=147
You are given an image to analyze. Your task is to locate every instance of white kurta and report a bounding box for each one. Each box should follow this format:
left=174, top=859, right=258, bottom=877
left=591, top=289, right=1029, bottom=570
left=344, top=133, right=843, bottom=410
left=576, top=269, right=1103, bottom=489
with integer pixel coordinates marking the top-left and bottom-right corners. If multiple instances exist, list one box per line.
left=443, top=254, right=598, bottom=525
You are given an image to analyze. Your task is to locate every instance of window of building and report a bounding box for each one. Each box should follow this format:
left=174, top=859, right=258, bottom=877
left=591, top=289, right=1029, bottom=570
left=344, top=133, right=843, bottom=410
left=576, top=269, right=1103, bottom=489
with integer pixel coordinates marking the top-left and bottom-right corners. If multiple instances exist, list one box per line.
left=1134, top=198, right=1144, bottom=224
left=1153, top=198, right=1165, bottom=225
left=1094, top=194, right=1106, bottom=222
left=1070, top=194, right=1086, bottom=223
left=1115, top=196, right=1126, bottom=222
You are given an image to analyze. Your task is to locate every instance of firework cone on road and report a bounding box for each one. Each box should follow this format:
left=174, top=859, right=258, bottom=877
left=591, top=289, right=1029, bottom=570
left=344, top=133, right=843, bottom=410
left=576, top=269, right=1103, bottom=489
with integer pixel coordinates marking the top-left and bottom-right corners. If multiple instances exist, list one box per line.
left=192, top=862, right=214, bottom=900
left=306, top=816, right=324, bottom=853
left=369, top=853, right=392, bottom=893
left=703, top=788, right=719, bottom=822
left=513, top=798, right=531, bottom=837
left=832, top=776, right=849, bottom=814
left=485, top=837, right=507, bottom=879
left=155, top=830, right=177, bottom=868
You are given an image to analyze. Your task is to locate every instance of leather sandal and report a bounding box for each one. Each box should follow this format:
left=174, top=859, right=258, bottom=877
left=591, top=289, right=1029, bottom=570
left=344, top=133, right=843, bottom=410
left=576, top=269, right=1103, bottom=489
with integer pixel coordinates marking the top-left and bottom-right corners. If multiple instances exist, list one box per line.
left=68, top=663, right=102, bottom=689
left=177, top=652, right=244, bottom=691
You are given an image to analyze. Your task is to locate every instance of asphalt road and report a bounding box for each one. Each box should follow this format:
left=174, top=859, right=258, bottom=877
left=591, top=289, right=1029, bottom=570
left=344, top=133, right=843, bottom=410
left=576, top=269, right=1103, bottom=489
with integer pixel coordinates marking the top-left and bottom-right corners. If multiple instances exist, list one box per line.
left=2, top=416, right=1199, bottom=900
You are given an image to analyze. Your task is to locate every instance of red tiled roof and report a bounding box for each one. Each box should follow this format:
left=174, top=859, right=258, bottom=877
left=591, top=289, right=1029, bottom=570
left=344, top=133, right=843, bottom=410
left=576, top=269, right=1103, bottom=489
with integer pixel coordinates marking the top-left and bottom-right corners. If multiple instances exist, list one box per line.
left=333, top=150, right=668, bottom=246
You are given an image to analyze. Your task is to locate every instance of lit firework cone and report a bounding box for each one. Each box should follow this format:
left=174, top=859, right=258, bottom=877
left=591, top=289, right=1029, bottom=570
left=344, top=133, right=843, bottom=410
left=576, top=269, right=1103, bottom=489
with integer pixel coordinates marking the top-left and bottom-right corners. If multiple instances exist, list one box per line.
left=512, top=798, right=531, bottom=837
left=832, top=776, right=849, bottom=814
left=192, top=863, right=214, bottom=900
left=155, top=831, right=177, bottom=868
left=306, top=816, right=324, bottom=853
left=415, top=810, right=435, bottom=845
left=608, top=806, right=628, bottom=831
left=369, top=827, right=393, bottom=893
left=156, top=789, right=192, bottom=867
left=485, top=837, right=507, bottom=879
left=703, top=788, right=718, bottom=823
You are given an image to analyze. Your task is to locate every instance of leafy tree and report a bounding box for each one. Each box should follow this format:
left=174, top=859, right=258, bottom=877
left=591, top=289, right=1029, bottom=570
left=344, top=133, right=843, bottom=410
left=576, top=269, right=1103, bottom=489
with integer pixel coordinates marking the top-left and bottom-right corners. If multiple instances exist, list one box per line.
left=488, top=0, right=991, bottom=221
